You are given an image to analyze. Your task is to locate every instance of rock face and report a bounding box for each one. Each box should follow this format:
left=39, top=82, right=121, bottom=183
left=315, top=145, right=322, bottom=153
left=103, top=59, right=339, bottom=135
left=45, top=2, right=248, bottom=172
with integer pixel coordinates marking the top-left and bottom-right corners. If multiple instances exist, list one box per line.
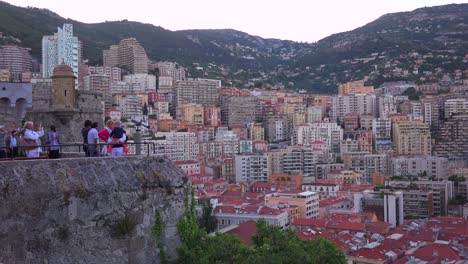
left=0, top=156, right=190, bottom=264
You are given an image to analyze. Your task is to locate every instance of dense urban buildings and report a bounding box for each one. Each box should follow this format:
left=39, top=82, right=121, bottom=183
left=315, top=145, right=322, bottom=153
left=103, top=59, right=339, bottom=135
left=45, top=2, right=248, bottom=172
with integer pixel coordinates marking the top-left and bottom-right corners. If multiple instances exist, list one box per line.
left=2, top=14, right=468, bottom=264
left=0, top=45, right=32, bottom=82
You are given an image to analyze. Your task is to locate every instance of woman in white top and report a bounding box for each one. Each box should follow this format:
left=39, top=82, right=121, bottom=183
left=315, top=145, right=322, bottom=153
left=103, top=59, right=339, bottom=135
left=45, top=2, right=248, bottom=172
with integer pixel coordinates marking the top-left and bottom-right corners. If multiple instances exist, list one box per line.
left=23, top=121, right=44, bottom=158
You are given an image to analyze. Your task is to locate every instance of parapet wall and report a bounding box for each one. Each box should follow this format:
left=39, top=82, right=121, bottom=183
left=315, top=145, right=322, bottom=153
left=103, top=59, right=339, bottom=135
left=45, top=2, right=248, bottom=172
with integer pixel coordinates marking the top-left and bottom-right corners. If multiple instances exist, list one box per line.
left=0, top=156, right=190, bottom=264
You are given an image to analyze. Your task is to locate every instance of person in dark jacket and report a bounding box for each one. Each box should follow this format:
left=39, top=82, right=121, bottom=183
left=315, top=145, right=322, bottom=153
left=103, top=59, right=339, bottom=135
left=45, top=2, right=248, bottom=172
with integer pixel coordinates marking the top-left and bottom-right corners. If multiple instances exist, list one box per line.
left=81, top=120, right=92, bottom=157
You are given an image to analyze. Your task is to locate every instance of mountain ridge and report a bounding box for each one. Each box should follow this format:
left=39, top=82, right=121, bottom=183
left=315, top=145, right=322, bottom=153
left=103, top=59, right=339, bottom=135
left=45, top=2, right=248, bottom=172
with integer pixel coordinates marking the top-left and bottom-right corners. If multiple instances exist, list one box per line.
left=0, top=1, right=466, bottom=92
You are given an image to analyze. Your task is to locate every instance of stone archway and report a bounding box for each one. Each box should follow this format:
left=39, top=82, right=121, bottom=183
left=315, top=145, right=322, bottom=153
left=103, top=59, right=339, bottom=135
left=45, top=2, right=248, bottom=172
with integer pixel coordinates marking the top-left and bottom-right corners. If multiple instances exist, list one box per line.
left=15, top=98, right=28, bottom=120
left=0, top=97, right=12, bottom=120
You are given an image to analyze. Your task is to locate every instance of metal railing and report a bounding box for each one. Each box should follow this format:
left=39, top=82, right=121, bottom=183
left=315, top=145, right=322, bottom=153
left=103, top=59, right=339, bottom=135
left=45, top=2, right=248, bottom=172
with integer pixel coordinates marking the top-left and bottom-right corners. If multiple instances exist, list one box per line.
left=0, top=141, right=158, bottom=161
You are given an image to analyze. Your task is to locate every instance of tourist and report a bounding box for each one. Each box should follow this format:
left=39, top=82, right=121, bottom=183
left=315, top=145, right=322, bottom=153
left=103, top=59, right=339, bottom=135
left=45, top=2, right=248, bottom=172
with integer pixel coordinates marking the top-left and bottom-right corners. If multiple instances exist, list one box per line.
left=6, top=129, right=18, bottom=158
left=108, top=120, right=126, bottom=157
left=81, top=120, right=92, bottom=157
left=23, top=121, right=44, bottom=158
left=98, top=119, right=114, bottom=156
left=0, top=125, right=6, bottom=158
left=47, top=125, right=60, bottom=159
left=87, top=122, right=99, bottom=157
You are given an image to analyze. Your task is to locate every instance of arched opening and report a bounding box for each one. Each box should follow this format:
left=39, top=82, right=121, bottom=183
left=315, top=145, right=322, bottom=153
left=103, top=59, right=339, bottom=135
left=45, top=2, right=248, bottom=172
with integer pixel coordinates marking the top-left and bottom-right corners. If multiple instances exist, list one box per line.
left=0, top=97, right=12, bottom=116
left=15, top=98, right=27, bottom=120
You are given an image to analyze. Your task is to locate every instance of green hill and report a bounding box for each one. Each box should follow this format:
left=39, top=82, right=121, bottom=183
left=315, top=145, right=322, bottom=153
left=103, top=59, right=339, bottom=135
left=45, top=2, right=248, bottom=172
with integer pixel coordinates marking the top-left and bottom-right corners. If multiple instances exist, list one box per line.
left=0, top=1, right=466, bottom=92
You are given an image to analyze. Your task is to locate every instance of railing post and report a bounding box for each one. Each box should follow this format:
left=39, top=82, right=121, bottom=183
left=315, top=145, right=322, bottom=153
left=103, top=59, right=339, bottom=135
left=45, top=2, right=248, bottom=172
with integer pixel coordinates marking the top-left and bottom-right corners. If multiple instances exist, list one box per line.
left=134, top=127, right=142, bottom=155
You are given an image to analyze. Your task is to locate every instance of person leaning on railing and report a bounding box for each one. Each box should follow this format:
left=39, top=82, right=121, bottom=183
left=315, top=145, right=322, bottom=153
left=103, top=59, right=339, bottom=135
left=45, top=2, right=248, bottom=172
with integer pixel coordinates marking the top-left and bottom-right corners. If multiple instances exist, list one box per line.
left=5, top=129, right=19, bottom=158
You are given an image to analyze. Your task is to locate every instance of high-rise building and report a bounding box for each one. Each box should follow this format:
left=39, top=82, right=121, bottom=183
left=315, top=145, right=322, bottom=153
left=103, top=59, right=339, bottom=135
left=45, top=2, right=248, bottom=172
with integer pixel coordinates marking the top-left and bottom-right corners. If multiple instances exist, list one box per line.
left=292, top=121, right=343, bottom=154
left=154, top=131, right=199, bottom=161
left=235, top=154, right=270, bottom=182
left=176, top=103, right=204, bottom=126
left=378, top=94, right=397, bottom=118
left=331, top=93, right=377, bottom=121
left=117, top=38, right=148, bottom=74
left=390, top=156, right=448, bottom=179
left=392, top=121, right=431, bottom=156
left=0, top=45, right=32, bottom=82
left=434, top=115, right=468, bottom=158
left=279, top=145, right=330, bottom=180
left=264, top=114, right=292, bottom=143
left=83, top=74, right=111, bottom=114
left=220, top=96, right=259, bottom=127
left=215, top=128, right=240, bottom=157
left=338, top=80, right=374, bottom=95
left=42, top=24, right=81, bottom=86
left=175, top=78, right=219, bottom=107
left=103, top=45, right=119, bottom=67
left=103, top=39, right=148, bottom=74
left=306, top=106, right=322, bottom=123
left=112, top=94, right=143, bottom=118
left=204, top=105, right=221, bottom=127
left=152, top=61, right=186, bottom=81
left=123, top=74, right=156, bottom=92
left=444, top=99, right=468, bottom=118
left=248, top=123, right=265, bottom=141
left=88, top=66, right=121, bottom=82
left=373, top=118, right=392, bottom=153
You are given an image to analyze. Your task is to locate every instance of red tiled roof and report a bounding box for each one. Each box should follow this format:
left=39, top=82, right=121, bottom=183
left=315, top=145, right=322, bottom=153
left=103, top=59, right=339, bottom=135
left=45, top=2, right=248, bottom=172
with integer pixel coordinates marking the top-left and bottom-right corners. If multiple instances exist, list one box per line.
left=292, top=218, right=327, bottom=227
left=413, top=243, right=460, bottom=262
left=251, top=182, right=274, bottom=189
left=226, top=220, right=257, bottom=246
left=326, top=221, right=366, bottom=232
left=319, top=197, right=351, bottom=207
left=365, top=221, right=391, bottom=235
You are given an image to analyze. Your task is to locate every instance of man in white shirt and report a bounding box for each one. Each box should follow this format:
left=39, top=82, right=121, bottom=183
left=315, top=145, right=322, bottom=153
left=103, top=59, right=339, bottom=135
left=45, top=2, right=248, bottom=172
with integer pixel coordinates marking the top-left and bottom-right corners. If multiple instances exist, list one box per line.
left=87, top=122, right=99, bottom=157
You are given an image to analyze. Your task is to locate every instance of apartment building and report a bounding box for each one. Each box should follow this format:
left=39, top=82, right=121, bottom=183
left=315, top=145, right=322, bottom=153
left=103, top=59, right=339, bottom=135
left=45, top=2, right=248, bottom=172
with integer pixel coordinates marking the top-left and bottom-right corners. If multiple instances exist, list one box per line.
left=234, top=154, right=270, bottom=182
left=265, top=190, right=319, bottom=219
left=390, top=156, right=448, bottom=179
left=154, top=131, right=199, bottom=161
left=392, top=121, right=431, bottom=156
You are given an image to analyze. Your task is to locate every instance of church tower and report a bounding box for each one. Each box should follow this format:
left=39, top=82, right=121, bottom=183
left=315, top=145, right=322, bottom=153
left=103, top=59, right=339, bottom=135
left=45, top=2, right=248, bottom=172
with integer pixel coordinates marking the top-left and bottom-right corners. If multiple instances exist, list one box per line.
left=51, top=63, right=76, bottom=110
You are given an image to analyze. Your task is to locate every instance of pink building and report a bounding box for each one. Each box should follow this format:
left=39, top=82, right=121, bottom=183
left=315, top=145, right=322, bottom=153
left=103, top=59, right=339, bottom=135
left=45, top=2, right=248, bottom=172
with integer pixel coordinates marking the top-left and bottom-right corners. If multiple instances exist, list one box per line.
left=175, top=160, right=201, bottom=176
left=204, top=105, right=221, bottom=126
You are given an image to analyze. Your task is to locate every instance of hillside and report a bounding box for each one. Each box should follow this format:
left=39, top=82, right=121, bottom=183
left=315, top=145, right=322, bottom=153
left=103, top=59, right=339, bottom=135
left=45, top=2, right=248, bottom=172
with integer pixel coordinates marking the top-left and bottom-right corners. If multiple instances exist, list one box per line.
left=291, top=4, right=468, bottom=91
left=0, top=1, right=466, bottom=92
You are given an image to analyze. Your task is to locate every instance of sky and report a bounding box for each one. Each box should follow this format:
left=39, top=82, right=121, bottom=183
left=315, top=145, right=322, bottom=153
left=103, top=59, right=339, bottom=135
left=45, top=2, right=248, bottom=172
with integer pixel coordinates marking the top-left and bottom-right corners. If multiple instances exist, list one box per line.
left=5, top=0, right=468, bottom=42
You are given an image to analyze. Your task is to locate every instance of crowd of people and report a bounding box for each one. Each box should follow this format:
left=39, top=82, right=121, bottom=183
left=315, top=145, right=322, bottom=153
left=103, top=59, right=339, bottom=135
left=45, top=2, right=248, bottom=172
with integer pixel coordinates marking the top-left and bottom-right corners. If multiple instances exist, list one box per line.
left=81, top=118, right=128, bottom=157
left=0, top=117, right=128, bottom=159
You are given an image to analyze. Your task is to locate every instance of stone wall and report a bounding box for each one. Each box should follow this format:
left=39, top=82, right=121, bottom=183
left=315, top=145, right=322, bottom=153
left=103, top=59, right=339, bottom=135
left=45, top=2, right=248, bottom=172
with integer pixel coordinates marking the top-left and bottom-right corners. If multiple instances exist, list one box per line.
left=0, top=155, right=190, bottom=264
left=27, top=79, right=104, bottom=143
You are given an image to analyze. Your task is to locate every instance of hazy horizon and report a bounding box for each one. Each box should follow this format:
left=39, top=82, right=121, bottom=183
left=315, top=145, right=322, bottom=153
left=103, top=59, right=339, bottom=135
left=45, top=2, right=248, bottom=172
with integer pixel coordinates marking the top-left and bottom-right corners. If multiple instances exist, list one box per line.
left=4, top=0, right=468, bottom=42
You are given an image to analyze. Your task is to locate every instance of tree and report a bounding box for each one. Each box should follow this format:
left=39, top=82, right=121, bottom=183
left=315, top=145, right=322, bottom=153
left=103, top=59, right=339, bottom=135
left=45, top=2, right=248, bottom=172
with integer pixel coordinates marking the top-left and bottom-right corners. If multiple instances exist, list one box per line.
left=142, top=102, right=149, bottom=116
left=246, top=220, right=346, bottom=264
left=197, top=200, right=217, bottom=233
left=402, top=87, right=423, bottom=101
left=174, top=191, right=346, bottom=264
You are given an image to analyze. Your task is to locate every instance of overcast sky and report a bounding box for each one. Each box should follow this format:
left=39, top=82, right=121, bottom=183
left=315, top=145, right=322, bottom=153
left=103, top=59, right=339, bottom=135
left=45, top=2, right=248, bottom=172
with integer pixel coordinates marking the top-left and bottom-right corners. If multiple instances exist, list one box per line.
left=5, top=0, right=467, bottom=42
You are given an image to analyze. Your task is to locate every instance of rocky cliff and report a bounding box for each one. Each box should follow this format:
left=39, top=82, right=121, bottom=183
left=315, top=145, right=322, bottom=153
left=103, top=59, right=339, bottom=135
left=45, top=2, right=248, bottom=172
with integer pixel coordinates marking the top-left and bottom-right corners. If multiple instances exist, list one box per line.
left=0, top=156, right=190, bottom=264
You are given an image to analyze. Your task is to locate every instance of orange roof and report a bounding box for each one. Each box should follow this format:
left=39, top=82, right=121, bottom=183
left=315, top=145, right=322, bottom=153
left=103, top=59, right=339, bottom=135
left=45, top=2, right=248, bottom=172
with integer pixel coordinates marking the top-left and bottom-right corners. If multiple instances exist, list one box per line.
left=226, top=221, right=257, bottom=246
left=413, top=244, right=460, bottom=262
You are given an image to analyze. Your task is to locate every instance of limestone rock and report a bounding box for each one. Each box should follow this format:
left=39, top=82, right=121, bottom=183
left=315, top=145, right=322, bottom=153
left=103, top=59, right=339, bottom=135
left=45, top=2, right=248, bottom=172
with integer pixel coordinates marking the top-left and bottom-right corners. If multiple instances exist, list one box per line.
left=0, top=155, right=190, bottom=264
